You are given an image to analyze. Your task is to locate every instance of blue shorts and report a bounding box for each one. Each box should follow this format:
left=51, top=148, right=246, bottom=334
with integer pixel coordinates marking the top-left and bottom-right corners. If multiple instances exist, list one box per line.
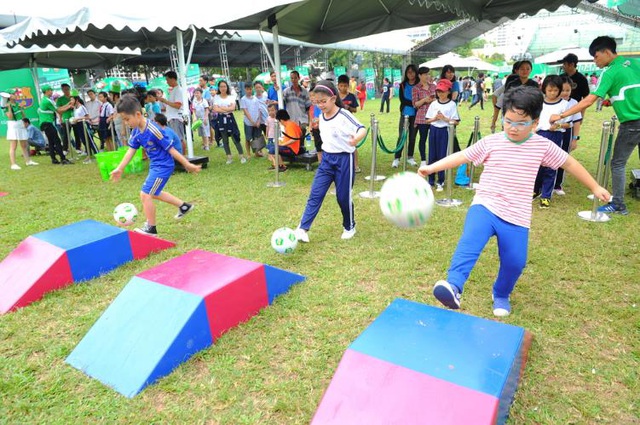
left=142, top=171, right=172, bottom=196
left=268, top=143, right=295, bottom=156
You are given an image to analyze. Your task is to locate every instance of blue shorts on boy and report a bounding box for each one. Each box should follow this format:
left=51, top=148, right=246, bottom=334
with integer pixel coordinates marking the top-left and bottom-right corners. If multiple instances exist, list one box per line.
left=128, top=120, right=175, bottom=196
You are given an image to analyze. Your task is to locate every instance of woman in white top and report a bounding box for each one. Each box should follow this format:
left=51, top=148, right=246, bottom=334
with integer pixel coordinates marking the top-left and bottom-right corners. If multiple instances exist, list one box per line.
left=212, top=80, right=247, bottom=164
left=71, top=95, right=95, bottom=157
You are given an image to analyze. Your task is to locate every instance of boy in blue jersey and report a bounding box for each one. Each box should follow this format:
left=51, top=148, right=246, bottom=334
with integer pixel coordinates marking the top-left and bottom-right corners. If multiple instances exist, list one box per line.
left=110, top=95, right=200, bottom=235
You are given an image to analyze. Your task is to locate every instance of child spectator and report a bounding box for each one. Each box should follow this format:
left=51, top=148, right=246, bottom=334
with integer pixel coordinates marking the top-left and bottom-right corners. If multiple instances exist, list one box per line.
left=266, top=103, right=277, bottom=147
left=268, top=109, right=301, bottom=172
left=154, top=113, right=183, bottom=154
left=98, top=91, right=115, bottom=151
left=392, top=65, right=419, bottom=168
left=144, top=89, right=161, bottom=122
left=240, top=83, right=263, bottom=157
left=425, top=78, right=460, bottom=191
left=554, top=76, right=583, bottom=196
left=294, top=80, right=367, bottom=243
left=110, top=94, right=200, bottom=236
left=413, top=66, right=436, bottom=168
left=337, top=74, right=362, bottom=173
left=533, top=75, right=569, bottom=208
left=418, top=86, right=610, bottom=317
left=379, top=77, right=393, bottom=113
left=191, top=88, right=211, bottom=151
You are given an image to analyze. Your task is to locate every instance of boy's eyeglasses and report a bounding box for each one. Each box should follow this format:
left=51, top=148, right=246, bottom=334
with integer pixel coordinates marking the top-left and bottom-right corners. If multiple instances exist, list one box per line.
left=503, top=118, right=534, bottom=130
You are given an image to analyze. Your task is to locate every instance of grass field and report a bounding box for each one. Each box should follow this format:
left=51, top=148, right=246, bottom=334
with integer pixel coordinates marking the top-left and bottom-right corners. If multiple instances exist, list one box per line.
left=0, top=98, right=638, bottom=424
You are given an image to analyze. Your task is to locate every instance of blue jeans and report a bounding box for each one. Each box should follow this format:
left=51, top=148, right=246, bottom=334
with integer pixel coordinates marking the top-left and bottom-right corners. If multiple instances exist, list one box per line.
left=611, top=119, right=640, bottom=208
left=448, top=205, right=529, bottom=299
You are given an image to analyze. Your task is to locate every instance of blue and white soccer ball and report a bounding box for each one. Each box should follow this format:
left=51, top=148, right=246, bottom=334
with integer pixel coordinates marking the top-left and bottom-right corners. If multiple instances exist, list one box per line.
left=113, top=203, right=138, bottom=226
left=379, top=172, right=435, bottom=228
left=271, top=227, right=298, bottom=254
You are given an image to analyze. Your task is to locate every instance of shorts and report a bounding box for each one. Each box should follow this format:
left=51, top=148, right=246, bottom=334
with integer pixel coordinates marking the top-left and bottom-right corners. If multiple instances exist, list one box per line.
left=168, top=119, right=185, bottom=141
left=142, top=171, right=172, bottom=196
left=197, top=122, right=211, bottom=138
left=6, top=120, right=27, bottom=141
left=268, top=143, right=295, bottom=156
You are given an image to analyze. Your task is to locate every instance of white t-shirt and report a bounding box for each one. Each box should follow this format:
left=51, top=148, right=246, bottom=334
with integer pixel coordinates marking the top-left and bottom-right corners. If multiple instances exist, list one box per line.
left=85, top=99, right=100, bottom=124
left=425, top=99, right=460, bottom=128
left=212, top=95, right=235, bottom=111
left=73, top=104, right=89, bottom=121
left=537, top=98, right=569, bottom=132
left=166, top=86, right=186, bottom=121
left=192, top=98, right=209, bottom=120
left=564, top=98, right=582, bottom=126
left=319, top=108, right=365, bottom=154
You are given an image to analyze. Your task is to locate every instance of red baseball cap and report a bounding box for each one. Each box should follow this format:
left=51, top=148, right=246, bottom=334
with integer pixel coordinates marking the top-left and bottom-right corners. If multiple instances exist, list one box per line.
left=436, top=79, right=453, bottom=92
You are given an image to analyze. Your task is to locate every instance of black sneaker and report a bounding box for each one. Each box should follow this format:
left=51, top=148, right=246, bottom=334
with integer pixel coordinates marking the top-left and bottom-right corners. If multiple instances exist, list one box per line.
left=175, top=203, right=194, bottom=219
left=134, top=222, right=157, bottom=236
left=52, top=159, right=61, bottom=164
left=61, top=159, right=71, bottom=165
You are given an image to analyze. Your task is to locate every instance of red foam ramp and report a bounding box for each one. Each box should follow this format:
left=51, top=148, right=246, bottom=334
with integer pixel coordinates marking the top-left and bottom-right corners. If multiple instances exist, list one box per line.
left=127, top=230, right=176, bottom=260
left=137, top=250, right=269, bottom=339
left=0, top=236, right=74, bottom=314
left=311, top=349, right=498, bottom=425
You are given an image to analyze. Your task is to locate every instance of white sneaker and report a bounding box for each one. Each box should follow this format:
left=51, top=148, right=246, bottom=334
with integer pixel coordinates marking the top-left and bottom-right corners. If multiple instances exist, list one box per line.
left=341, top=227, right=356, bottom=240
left=294, top=227, right=309, bottom=243
left=391, top=159, right=399, bottom=168
left=226, top=159, right=233, bottom=165
left=436, top=184, right=444, bottom=192
left=420, top=161, right=427, bottom=167
left=10, top=164, right=21, bottom=170
left=407, top=157, right=418, bottom=167
left=26, top=160, right=39, bottom=166
left=554, top=188, right=566, bottom=196
left=240, top=157, right=247, bottom=164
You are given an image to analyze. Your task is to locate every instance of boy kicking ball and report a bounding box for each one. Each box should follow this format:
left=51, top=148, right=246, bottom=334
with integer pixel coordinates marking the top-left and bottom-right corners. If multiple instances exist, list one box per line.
left=418, top=86, right=610, bottom=317
left=110, top=94, right=201, bottom=236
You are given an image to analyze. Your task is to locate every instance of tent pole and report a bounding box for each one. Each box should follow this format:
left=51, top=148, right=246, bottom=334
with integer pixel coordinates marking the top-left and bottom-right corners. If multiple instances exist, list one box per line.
left=30, top=59, right=42, bottom=103
left=272, top=24, right=284, bottom=110
left=176, top=29, right=194, bottom=158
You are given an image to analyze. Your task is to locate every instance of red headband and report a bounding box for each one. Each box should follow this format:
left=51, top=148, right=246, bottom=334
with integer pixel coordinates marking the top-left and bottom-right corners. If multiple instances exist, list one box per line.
left=315, top=84, right=335, bottom=96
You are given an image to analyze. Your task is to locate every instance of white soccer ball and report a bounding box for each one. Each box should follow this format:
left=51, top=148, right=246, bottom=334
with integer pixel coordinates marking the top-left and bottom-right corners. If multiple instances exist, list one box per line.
left=379, top=172, right=435, bottom=228
left=113, top=203, right=138, bottom=226
left=271, top=227, right=298, bottom=254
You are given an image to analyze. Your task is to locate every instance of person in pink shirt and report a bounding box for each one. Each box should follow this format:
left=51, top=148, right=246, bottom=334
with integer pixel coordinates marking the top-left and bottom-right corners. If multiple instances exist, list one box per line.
left=418, top=86, right=610, bottom=317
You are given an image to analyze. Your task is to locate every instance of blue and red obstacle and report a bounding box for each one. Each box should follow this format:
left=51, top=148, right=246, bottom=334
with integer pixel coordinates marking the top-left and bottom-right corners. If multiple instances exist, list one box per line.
left=312, top=299, right=532, bottom=425
left=0, top=219, right=175, bottom=314
left=66, top=250, right=306, bottom=398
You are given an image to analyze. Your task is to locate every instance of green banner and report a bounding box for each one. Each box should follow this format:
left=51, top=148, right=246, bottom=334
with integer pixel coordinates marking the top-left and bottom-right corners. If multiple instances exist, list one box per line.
left=384, top=68, right=393, bottom=82
left=295, top=66, right=310, bottom=77
left=392, top=69, right=402, bottom=91
left=365, top=68, right=376, bottom=100
left=334, top=66, right=346, bottom=78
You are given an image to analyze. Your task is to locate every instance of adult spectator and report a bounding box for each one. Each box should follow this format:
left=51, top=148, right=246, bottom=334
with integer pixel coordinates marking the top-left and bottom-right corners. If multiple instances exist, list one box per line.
left=2, top=89, right=35, bottom=169
left=560, top=53, right=590, bottom=103
left=391, top=64, right=419, bottom=168
left=551, top=36, right=640, bottom=216
left=469, top=73, right=485, bottom=110
left=159, top=71, right=187, bottom=154
left=282, top=70, right=312, bottom=132
left=491, top=61, right=538, bottom=132
left=22, top=118, right=46, bottom=152
left=492, top=73, right=503, bottom=93
left=439, top=65, right=460, bottom=102
left=56, top=83, right=76, bottom=152
left=379, top=77, right=393, bottom=113
left=85, top=89, right=101, bottom=132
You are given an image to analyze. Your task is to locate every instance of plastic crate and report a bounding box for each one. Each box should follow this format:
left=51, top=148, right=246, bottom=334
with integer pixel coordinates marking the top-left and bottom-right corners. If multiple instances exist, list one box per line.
left=96, top=149, right=145, bottom=181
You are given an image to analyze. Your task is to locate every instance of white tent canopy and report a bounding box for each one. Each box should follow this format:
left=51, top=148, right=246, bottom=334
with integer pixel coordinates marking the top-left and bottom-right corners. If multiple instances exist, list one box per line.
left=534, top=46, right=593, bottom=64
left=420, top=52, right=498, bottom=72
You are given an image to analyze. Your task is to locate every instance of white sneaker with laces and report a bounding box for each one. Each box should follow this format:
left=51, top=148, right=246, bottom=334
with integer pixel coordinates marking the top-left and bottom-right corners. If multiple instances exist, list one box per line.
left=407, top=157, right=418, bottom=167
left=391, top=159, right=399, bottom=168
left=294, top=228, right=309, bottom=243
left=26, top=160, right=39, bottom=166
left=436, top=184, right=444, bottom=192
left=341, top=227, right=356, bottom=240
left=554, top=188, right=566, bottom=196
left=10, top=164, right=21, bottom=170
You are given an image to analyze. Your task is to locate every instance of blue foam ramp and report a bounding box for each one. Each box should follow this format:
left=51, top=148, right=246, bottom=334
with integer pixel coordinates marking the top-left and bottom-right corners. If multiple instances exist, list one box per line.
left=262, top=264, right=306, bottom=304
left=32, top=219, right=133, bottom=282
left=66, top=276, right=212, bottom=398
left=349, top=298, right=527, bottom=417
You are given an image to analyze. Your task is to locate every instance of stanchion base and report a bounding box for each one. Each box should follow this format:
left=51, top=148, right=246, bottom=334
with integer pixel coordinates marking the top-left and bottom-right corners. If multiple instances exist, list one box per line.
left=578, top=210, right=610, bottom=222
left=364, top=175, right=386, bottom=182
left=359, top=190, right=380, bottom=199
left=436, top=199, right=463, bottom=208
left=267, top=181, right=286, bottom=188
left=465, top=183, right=477, bottom=191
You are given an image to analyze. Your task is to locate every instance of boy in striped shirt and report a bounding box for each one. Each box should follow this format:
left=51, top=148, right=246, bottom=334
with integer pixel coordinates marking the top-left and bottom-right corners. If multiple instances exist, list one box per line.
left=418, top=86, right=610, bottom=317
left=110, top=95, right=201, bottom=236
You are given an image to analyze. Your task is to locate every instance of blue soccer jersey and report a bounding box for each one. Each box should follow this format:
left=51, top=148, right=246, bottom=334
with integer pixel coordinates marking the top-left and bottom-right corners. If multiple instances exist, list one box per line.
left=128, top=120, right=175, bottom=173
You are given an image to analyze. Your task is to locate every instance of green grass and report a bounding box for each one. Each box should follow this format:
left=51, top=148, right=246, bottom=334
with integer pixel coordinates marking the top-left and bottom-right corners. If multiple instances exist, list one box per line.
left=0, top=98, right=638, bottom=424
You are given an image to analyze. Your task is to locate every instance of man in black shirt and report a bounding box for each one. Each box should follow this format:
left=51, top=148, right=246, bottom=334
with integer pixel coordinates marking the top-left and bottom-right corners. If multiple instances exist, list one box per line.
left=560, top=53, right=590, bottom=102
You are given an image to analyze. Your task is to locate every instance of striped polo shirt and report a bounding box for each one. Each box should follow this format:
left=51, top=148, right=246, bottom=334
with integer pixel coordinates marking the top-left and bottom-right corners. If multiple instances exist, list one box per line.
left=465, top=133, right=569, bottom=228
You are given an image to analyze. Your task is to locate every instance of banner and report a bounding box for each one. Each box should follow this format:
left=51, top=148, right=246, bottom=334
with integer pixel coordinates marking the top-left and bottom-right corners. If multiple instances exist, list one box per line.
left=392, top=69, right=402, bottom=91
left=384, top=68, right=393, bottom=82
left=365, top=68, right=376, bottom=100
left=295, top=66, right=310, bottom=78
left=334, top=66, right=346, bottom=78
